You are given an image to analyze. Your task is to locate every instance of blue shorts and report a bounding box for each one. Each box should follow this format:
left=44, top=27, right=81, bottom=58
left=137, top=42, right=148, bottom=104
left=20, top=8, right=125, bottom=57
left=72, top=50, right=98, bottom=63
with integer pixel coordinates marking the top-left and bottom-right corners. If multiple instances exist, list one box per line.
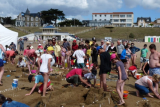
left=149, top=68, right=160, bottom=76
left=77, top=63, right=85, bottom=68
left=0, top=59, right=4, bottom=67
left=126, top=55, right=131, bottom=59
left=135, top=84, right=151, bottom=95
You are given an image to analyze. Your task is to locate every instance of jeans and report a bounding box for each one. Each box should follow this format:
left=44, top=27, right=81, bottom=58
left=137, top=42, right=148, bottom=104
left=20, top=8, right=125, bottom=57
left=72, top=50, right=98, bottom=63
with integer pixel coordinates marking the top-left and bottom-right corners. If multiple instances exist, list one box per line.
left=77, top=63, right=85, bottom=68
left=135, top=84, right=151, bottom=95
left=149, top=68, right=160, bottom=76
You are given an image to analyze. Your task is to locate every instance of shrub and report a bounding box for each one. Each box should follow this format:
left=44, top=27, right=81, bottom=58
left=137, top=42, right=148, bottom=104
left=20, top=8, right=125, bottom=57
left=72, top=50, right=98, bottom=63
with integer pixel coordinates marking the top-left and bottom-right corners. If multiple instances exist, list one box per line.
left=129, top=33, right=135, bottom=38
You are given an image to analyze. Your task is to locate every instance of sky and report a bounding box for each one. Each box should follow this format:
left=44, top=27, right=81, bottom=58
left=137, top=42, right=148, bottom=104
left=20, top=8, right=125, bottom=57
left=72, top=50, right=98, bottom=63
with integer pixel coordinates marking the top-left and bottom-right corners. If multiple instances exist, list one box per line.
left=0, top=0, right=160, bottom=22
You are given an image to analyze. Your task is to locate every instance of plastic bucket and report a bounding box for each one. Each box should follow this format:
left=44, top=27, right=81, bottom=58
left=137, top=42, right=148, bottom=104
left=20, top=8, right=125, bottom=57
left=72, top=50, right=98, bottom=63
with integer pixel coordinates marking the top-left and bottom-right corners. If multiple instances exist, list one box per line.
left=3, top=61, right=6, bottom=64
left=136, top=74, right=141, bottom=79
left=31, top=70, right=36, bottom=74
left=13, top=79, right=18, bottom=84
left=12, top=82, right=18, bottom=89
left=123, top=90, right=129, bottom=99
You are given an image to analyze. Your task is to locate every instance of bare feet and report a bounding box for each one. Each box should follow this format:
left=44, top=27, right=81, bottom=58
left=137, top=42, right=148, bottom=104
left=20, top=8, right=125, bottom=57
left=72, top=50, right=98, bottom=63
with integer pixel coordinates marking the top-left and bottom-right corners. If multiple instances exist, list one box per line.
left=136, top=90, right=139, bottom=97
left=147, top=93, right=154, bottom=98
left=118, top=100, right=125, bottom=105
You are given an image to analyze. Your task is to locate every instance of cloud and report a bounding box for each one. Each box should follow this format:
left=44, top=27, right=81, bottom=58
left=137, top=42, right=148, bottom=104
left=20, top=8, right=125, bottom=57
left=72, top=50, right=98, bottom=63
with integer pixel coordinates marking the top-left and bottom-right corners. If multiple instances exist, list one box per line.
left=124, top=0, right=160, bottom=9
left=0, top=0, right=122, bottom=19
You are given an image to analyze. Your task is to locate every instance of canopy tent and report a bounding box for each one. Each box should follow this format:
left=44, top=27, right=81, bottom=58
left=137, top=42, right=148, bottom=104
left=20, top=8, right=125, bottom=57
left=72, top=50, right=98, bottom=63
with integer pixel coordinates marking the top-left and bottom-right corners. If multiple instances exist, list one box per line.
left=0, top=24, right=18, bottom=49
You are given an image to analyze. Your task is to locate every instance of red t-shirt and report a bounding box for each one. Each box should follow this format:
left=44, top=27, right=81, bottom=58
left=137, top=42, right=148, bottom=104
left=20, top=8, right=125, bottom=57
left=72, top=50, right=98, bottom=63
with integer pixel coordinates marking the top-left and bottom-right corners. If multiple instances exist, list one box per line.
left=23, top=49, right=29, bottom=56
left=6, top=50, right=15, bottom=57
left=129, top=66, right=137, bottom=71
left=27, top=49, right=36, bottom=57
left=37, top=46, right=43, bottom=49
left=66, top=69, right=84, bottom=78
left=72, top=44, right=78, bottom=51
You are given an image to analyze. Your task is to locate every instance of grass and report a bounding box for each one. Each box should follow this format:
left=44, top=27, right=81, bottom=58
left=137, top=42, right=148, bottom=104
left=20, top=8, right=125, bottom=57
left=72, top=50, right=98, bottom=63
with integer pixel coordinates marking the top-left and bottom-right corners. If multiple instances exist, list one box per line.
left=8, top=27, right=27, bottom=37
left=76, top=27, right=160, bottom=40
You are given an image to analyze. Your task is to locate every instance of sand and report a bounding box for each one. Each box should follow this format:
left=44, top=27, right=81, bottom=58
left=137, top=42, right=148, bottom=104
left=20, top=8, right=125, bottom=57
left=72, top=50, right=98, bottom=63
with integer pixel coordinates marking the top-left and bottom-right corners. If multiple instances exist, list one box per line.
left=1, top=41, right=160, bottom=107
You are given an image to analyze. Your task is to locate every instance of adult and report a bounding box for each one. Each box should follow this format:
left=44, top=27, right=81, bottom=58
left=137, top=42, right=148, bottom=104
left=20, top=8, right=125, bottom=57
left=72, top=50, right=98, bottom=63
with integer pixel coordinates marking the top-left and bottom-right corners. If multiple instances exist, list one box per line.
left=52, top=38, right=56, bottom=50
left=105, top=41, right=110, bottom=52
left=99, top=48, right=111, bottom=91
left=66, top=68, right=91, bottom=87
left=130, top=43, right=140, bottom=65
left=0, top=94, right=29, bottom=107
left=126, top=43, right=132, bottom=69
left=63, top=39, right=70, bottom=50
left=72, top=40, right=78, bottom=51
left=18, top=38, right=24, bottom=55
left=6, top=50, right=18, bottom=64
left=23, top=45, right=30, bottom=56
left=135, top=75, right=160, bottom=99
left=55, top=41, right=61, bottom=67
left=122, top=40, right=126, bottom=47
left=108, top=42, right=117, bottom=54
left=73, top=45, right=86, bottom=68
left=29, top=42, right=34, bottom=49
left=91, top=44, right=98, bottom=63
left=100, top=40, right=106, bottom=51
left=117, top=40, right=124, bottom=58
left=140, top=44, right=148, bottom=70
left=26, top=49, right=37, bottom=74
left=0, top=44, right=5, bottom=86
left=44, top=39, right=53, bottom=50
left=10, top=42, right=16, bottom=51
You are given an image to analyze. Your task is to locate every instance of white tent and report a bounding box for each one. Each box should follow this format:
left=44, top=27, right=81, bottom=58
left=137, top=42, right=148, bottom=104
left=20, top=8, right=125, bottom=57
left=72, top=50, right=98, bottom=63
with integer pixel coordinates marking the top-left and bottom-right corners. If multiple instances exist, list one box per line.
left=0, top=24, right=18, bottom=49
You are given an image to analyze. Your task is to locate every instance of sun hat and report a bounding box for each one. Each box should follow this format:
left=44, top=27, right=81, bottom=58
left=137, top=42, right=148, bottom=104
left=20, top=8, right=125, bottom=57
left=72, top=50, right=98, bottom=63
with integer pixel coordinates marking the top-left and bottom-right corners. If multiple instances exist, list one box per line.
left=110, top=54, right=116, bottom=60
left=47, top=46, right=54, bottom=51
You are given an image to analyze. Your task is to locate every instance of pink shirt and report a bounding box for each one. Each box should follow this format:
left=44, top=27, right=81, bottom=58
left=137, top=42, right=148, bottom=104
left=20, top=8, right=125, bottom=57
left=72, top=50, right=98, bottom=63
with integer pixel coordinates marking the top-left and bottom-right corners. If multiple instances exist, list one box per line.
left=23, top=49, right=29, bottom=56
left=66, top=69, right=84, bottom=78
left=6, top=50, right=14, bottom=57
left=38, top=46, right=43, bottom=49
left=27, top=49, right=36, bottom=57
left=135, top=76, right=152, bottom=87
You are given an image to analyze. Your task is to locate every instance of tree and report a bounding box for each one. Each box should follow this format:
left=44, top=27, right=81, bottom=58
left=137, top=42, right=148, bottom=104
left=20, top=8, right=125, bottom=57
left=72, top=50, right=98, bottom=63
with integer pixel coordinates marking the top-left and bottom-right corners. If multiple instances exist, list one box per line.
left=149, top=23, right=154, bottom=27
left=2, top=17, right=12, bottom=24
left=58, top=19, right=83, bottom=26
left=129, top=33, right=135, bottom=38
left=41, top=9, right=65, bottom=26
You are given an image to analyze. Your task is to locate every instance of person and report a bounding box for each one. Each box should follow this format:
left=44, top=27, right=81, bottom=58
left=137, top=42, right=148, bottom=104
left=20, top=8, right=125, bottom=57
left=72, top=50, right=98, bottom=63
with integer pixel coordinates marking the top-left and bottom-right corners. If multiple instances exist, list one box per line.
left=140, top=44, right=148, bottom=70
left=117, top=40, right=124, bottom=58
left=37, top=47, right=54, bottom=97
left=6, top=50, right=18, bottom=64
left=0, top=44, right=5, bottom=86
left=108, top=42, right=117, bottom=54
left=128, top=65, right=137, bottom=78
left=122, top=40, right=126, bottom=47
left=18, top=38, right=24, bottom=55
left=73, top=45, right=86, bottom=68
left=23, top=45, right=30, bottom=56
left=17, top=57, right=26, bottom=68
left=142, top=61, right=149, bottom=75
left=100, top=40, right=106, bottom=51
left=86, top=45, right=91, bottom=62
left=25, top=75, right=53, bottom=96
left=37, top=44, right=43, bottom=52
left=111, top=54, right=127, bottom=105
left=52, top=38, right=56, bottom=48
left=105, top=41, right=110, bottom=52
left=91, top=44, right=98, bottom=63
left=130, top=43, right=140, bottom=65
left=55, top=41, right=61, bottom=68
left=66, top=46, right=71, bottom=69
left=72, top=40, right=78, bottom=51
left=120, top=46, right=129, bottom=72
left=126, top=43, right=132, bottom=68
left=61, top=45, right=66, bottom=69
left=10, top=42, right=16, bottom=51
left=0, top=94, right=29, bottom=107
left=29, top=42, right=34, bottom=49
left=66, top=67, right=91, bottom=87
left=44, top=39, right=53, bottom=50
left=63, top=39, right=70, bottom=50
left=135, top=74, right=160, bottom=99
left=99, top=48, right=111, bottom=91
left=26, top=49, right=37, bottom=74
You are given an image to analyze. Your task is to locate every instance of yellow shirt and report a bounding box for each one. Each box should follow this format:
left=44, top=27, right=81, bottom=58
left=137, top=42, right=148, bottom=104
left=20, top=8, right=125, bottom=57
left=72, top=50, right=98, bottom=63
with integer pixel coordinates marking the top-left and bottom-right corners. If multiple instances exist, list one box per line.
left=86, top=48, right=91, bottom=56
left=55, top=45, right=61, bottom=57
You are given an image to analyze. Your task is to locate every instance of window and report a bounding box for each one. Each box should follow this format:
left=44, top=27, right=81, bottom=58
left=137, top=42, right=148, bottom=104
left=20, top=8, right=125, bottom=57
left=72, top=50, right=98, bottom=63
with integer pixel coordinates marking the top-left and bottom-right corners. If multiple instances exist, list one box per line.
left=36, top=22, right=39, bottom=26
left=110, top=15, right=112, bottom=18
left=99, top=19, right=101, bottom=21
left=95, top=15, right=97, bottom=17
left=114, top=19, right=119, bottom=22
left=36, top=17, right=38, bottom=21
left=31, top=17, right=33, bottom=21
left=127, top=15, right=132, bottom=17
left=120, top=15, right=125, bottom=17
left=120, top=19, right=126, bottom=22
left=19, top=17, right=21, bottom=20
left=31, top=22, right=34, bottom=26
left=95, top=19, right=97, bottom=21
left=27, top=17, right=29, bottom=21
left=100, top=15, right=101, bottom=17
left=23, top=17, right=25, bottom=21
left=147, top=19, right=149, bottom=21
left=141, top=19, right=143, bottom=22
left=27, top=22, right=29, bottom=26
left=104, top=15, right=106, bottom=17
left=126, top=24, right=132, bottom=27
left=126, top=19, right=132, bottom=22
left=104, top=19, right=106, bottom=21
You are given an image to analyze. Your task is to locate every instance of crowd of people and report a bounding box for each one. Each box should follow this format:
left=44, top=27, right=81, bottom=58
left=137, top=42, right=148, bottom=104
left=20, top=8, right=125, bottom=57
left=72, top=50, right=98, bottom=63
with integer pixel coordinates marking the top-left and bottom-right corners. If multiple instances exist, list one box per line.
left=0, top=37, right=160, bottom=106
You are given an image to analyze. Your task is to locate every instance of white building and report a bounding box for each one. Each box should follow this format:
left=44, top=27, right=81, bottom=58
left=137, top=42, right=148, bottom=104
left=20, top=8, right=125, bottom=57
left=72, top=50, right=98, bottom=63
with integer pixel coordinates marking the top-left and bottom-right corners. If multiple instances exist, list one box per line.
left=83, top=12, right=134, bottom=27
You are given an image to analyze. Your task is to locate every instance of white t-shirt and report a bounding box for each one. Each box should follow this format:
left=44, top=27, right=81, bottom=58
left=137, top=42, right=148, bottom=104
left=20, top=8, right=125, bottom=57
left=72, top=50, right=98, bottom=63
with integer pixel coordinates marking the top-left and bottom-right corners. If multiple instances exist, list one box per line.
left=40, top=54, right=53, bottom=73
left=73, top=50, right=85, bottom=63
left=84, top=73, right=96, bottom=80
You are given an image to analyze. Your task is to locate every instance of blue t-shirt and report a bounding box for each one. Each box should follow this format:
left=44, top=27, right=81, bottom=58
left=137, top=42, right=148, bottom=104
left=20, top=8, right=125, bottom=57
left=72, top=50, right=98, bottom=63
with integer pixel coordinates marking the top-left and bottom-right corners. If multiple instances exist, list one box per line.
left=35, top=75, right=50, bottom=84
left=2, top=101, right=29, bottom=107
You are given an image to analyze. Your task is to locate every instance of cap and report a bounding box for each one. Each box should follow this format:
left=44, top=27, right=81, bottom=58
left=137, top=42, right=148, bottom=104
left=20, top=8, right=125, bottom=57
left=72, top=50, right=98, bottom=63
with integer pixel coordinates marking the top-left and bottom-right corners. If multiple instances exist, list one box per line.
left=28, top=75, right=34, bottom=83
left=110, top=54, right=116, bottom=60
left=73, top=40, right=76, bottom=43
left=47, top=46, right=54, bottom=51
left=39, top=44, right=41, bottom=45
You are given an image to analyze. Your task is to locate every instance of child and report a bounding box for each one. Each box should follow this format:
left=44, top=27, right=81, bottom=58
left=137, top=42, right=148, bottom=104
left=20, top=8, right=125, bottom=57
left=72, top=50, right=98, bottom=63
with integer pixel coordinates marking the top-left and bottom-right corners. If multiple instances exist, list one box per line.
left=0, top=94, right=29, bottom=107
left=55, top=41, right=61, bottom=68
left=142, top=61, right=149, bottom=75
left=84, top=62, right=98, bottom=87
left=66, top=46, right=71, bottom=69
left=25, top=75, right=53, bottom=96
left=70, top=51, right=76, bottom=68
left=128, top=65, right=137, bottom=78
left=17, top=57, right=26, bottom=68
left=37, top=47, right=54, bottom=97
left=111, top=54, right=127, bottom=105
left=61, top=45, right=66, bottom=69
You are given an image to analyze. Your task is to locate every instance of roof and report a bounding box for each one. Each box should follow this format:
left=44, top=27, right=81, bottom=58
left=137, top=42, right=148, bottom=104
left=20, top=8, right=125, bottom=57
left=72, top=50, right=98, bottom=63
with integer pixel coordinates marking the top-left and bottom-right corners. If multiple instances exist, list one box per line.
left=92, top=12, right=133, bottom=14
left=20, top=9, right=41, bottom=18
left=26, top=8, right=30, bottom=14
left=137, top=17, right=151, bottom=23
